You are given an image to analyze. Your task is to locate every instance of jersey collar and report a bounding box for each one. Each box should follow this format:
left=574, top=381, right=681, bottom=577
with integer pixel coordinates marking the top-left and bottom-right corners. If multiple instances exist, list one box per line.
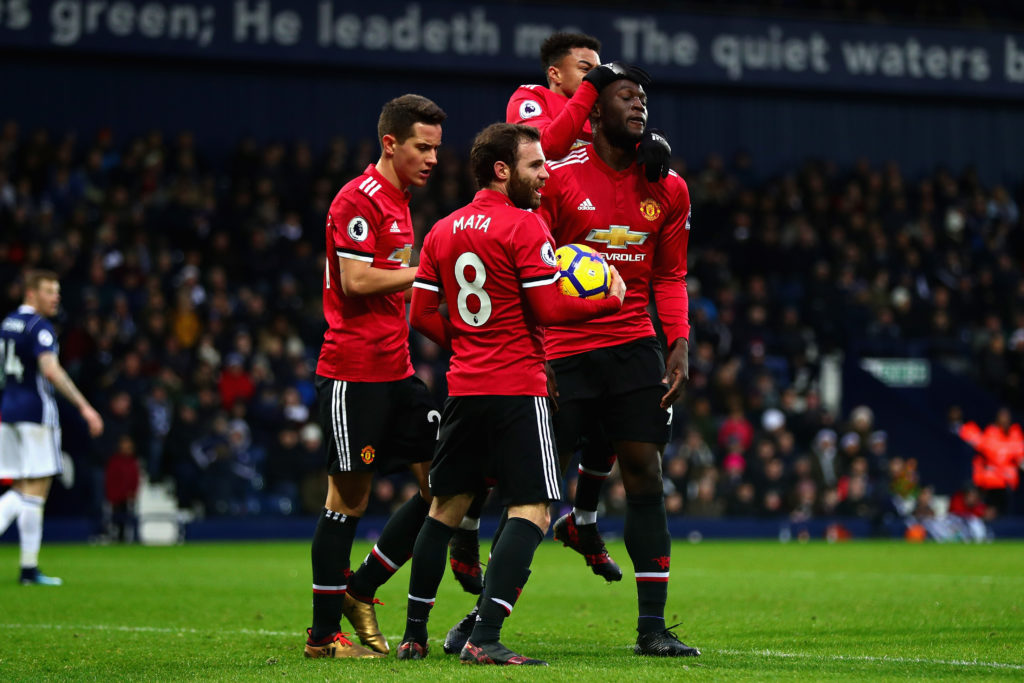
left=17, top=304, right=37, bottom=314
left=585, top=145, right=637, bottom=180
left=474, top=188, right=515, bottom=207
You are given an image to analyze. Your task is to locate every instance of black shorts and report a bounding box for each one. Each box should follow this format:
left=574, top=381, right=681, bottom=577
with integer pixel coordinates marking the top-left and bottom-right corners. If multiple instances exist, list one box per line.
left=430, top=395, right=562, bottom=506
left=316, top=374, right=438, bottom=476
left=548, top=337, right=673, bottom=452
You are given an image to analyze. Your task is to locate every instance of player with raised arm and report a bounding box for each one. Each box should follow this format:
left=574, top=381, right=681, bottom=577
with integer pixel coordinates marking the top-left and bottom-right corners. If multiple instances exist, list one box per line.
left=303, top=94, right=446, bottom=660
left=541, top=64, right=699, bottom=658
left=0, top=270, right=104, bottom=585
left=506, top=32, right=602, bottom=160
left=395, top=123, right=624, bottom=665
left=445, top=33, right=609, bottom=593
left=446, top=66, right=699, bottom=658
left=446, top=38, right=678, bottom=594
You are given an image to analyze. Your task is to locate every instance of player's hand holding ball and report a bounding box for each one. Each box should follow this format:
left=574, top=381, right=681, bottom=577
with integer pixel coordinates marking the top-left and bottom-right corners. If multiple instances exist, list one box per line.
left=607, top=265, right=626, bottom=303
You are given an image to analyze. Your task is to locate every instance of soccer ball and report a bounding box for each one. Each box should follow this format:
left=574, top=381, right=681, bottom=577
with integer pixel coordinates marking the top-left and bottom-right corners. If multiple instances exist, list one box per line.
left=555, top=244, right=610, bottom=300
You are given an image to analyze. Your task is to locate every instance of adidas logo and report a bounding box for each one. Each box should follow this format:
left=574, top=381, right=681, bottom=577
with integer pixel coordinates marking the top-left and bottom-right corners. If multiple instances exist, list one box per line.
left=389, top=221, right=401, bottom=233
left=577, top=198, right=596, bottom=211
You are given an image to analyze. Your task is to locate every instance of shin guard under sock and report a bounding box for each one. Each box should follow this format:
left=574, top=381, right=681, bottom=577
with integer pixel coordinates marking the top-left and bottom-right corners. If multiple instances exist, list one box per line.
left=624, top=494, right=670, bottom=634
left=471, top=517, right=543, bottom=644
left=404, top=516, right=454, bottom=643
left=349, top=494, right=430, bottom=600
left=310, top=508, right=359, bottom=640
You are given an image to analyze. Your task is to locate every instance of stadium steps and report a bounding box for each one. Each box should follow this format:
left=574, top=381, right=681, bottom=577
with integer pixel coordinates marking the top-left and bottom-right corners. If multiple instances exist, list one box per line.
left=137, top=475, right=191, bottom=546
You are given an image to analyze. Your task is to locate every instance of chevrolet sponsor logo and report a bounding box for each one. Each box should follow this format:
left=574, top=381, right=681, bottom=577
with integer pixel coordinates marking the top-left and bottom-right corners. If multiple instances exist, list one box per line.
left=388, top=244, right=413, bottom=266
left=586, top=225, right=648, bottom=249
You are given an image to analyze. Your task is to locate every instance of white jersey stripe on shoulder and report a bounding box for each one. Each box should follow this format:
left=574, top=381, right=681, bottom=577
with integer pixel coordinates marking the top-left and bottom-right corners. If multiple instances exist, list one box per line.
left=548, top=148, right=588, bottom=166
left=359, top=177, right=381, bottom=197
left=548, top=150, right=590, bottom=169
left=412, top=281, right=439, bottom=292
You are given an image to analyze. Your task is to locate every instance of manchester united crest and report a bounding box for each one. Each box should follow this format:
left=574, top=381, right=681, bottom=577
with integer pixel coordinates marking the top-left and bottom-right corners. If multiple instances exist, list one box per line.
left=640, top=198, right=662, bottom=221
left=360, top=445, right=376, bottom=464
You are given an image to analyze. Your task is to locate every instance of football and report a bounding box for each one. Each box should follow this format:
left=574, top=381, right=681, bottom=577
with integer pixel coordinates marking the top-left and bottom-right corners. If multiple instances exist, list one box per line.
left=555, top=243, right=610, bottom=300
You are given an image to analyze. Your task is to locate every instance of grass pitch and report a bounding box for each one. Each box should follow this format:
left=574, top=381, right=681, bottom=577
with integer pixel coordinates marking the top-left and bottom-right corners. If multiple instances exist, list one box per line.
left=0, top=539, right=1021, bottom=680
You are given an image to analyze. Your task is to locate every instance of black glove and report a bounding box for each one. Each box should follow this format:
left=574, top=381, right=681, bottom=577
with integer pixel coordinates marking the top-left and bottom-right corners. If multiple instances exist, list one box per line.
left=583, top=61, right=652, bottom=93
left=637, top=128, right=672, bottom=183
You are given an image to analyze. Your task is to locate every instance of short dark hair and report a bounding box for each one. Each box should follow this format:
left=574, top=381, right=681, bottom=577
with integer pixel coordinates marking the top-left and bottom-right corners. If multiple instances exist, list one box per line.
left=469, top=123, right=541, bottom=190
left=540, top=32, right=601, bottom=69
left=24, top=269, right=59, bottom=291
left=377, top=94, right=447, bottom=144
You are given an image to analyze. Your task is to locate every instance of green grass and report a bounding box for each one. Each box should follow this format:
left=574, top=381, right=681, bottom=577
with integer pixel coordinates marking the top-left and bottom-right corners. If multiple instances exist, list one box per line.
left=0, top=540, right=1022, bottom=680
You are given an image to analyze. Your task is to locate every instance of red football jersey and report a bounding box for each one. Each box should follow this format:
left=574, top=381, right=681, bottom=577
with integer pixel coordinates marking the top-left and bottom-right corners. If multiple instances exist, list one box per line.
left=506, top=83, right=597, bottom=161
left=317, top=165, right=416, bottom=382
left=414, top=189, right=561, bottom=396
left=538, top=146, right=692, bottom=360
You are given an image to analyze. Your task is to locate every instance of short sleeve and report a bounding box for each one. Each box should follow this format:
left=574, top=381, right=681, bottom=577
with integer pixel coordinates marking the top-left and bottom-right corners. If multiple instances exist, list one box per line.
left=511, top=213, right=561, bottom=290
left=413, top=230, right=441, bottom=293
left=32, top=319, right=58, bottom=356
left=330, top=191, right=380, bottom=263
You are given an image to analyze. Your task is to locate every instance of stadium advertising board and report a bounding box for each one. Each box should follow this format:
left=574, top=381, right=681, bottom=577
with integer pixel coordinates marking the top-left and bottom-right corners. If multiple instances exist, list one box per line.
left=2, top=0, right=1024, bottom=99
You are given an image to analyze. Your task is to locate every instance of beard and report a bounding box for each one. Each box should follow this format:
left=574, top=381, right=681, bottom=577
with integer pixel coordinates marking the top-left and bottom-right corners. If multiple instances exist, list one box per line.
left=508, top=172, right=542, bottom=210
left=604, top=122, right=644, bottom=151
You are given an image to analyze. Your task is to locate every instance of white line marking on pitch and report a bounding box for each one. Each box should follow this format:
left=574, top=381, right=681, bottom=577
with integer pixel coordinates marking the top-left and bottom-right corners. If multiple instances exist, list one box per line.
left=1, top=623, right=1021, bottom=670
left=711, top=648, right=1024, bottom=671
left=674, top=567, right=1022, bottom=583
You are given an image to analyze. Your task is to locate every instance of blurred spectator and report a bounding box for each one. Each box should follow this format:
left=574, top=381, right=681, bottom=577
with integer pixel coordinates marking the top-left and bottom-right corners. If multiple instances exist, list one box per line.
left=949, top=485, right=994, bottom=542
left=5, top=120, right=1024, bottom=523
left=960, top=407, right=1023, bottom=513
left=104, top=435, right=140, bottom=542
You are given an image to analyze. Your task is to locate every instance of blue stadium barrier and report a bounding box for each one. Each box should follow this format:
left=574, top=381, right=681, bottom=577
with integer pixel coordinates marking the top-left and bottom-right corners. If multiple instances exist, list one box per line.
left=6, top=515, right=1022, bottom=543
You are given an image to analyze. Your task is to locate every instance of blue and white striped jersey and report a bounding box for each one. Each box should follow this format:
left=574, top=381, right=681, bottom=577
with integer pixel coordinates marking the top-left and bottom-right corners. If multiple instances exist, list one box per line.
left=0, top=305, right=59, bottom=426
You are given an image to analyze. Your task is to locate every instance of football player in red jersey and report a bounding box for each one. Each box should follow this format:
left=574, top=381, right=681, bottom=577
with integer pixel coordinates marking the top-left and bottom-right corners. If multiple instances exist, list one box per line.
left=445, top=38, right=678, bottom=594
left=304, top=95, right=446, bottom=660
left=537, top=66, right=701, bottom=658
left=446, top=32, right=611, bottom=596
left=395, top=123, right=624, bottom=665
left=506, top=32, right=602, bottom=161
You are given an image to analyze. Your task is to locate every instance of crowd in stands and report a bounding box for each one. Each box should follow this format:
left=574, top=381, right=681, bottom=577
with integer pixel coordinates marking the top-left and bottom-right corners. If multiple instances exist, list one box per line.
left=0, top=119, right=1021, bottom=538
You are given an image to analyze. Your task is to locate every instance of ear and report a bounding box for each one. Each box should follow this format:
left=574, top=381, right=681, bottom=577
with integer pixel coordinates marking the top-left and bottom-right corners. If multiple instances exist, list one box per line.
left=494, top=160, right=510, bottom=182
left=546, top=64, right=560, bottom=87
left=381, top=133, right=397, bottom=158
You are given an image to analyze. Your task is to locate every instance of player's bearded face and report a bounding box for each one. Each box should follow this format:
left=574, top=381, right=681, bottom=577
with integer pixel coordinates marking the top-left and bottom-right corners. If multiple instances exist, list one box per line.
left=391, top=122, right=443, bottom=189
left=599, top=80, right=648, bottom=149
left=508, top=140, right=548, bottom=210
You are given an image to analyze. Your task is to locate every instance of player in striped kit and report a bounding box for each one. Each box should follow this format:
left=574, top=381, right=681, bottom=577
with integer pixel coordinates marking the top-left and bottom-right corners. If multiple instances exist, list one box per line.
left=536, top=66, right=699, bottom=658
left=0, top=270, right=104, bottom=585
left=304, top=94, right=446, bottom=660
left=397, top=123, right=624, bottom=665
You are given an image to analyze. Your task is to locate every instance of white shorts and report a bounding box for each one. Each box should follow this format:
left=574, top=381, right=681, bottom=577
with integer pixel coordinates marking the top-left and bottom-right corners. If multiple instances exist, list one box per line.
left=0, top=422, right=63, bottom=479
